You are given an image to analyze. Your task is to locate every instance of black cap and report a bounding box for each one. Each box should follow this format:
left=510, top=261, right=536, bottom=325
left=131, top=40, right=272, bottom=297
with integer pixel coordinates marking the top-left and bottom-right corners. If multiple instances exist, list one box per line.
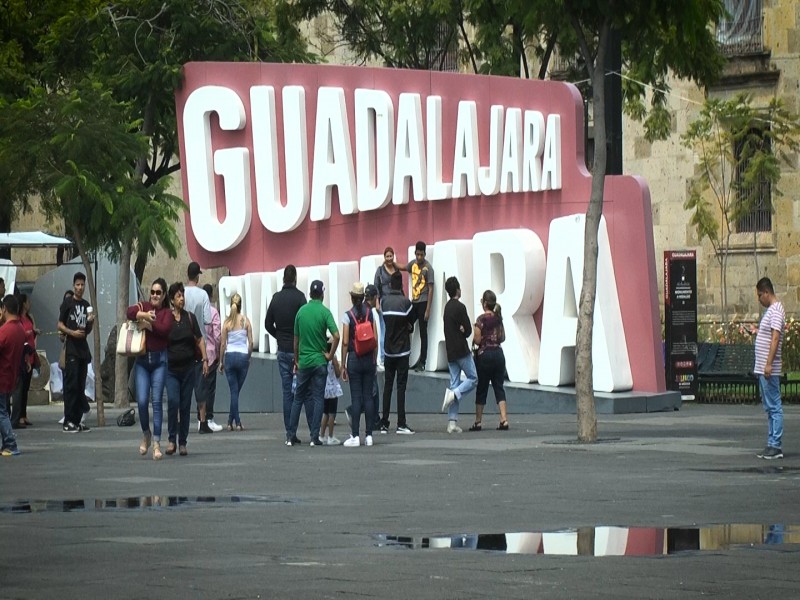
left=187, top=261, right=203, bottom=280
left=310, top=280, right=325, bottom=296
left=364, top=284, right=378, bottom=298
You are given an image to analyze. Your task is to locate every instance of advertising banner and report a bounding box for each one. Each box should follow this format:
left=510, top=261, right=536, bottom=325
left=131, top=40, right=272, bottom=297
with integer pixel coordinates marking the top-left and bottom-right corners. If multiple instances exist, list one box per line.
left=664, top=251, right=698, bottom=396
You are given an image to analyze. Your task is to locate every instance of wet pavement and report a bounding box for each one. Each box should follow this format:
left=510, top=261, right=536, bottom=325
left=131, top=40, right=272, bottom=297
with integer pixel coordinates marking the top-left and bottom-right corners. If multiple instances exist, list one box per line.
left=1, top=402, right=799, bottom=599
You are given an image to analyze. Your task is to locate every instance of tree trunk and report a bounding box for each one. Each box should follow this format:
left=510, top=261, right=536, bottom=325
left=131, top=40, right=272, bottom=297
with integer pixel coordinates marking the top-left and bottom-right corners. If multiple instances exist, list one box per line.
left=114, top=243, right=132, bottom=408
left=115, top=93, right=155, bottom=408
left=574, top=20, right=611, bottom=444
left=72, top=230, right=105, bottom=426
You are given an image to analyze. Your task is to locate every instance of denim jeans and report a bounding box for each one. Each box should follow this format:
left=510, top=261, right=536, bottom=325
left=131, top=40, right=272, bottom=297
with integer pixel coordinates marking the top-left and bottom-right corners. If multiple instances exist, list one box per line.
left=134, top=350, right=167, bottom=441
left=347, top=352, right=376, bottom=437
left=382, top=355, right=409, bottom=427
left=447, top=354, right=478, bottom=421
left=0, top=391, right=18, bottom=452
left=224, top=352, right=250, bottom=426
left=277, top=351, right=295, bottom=435
left=759, top=374, right=783, bottom=449
left=167, top=367, right=194, bottom=446
left=289, top=364, right=326, bottom=442
left=475, top=348, right=507, bottom=406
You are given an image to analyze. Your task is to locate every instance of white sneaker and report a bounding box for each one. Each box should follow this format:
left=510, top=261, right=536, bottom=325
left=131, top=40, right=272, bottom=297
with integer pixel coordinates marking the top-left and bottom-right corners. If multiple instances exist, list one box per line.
left=327, top=436, right=341, bottom=446
left=207, top=419, right=223, bottom=432
left=343, top=435, right=360, bottom=447
left=320, top=435, right=328, bottom=445
left=442, top=389, right=456, bottom=413
left=365, top=435, right=373, bottom=447
left=58, top=416, right=65, bottom=425
left=447, top=421, right=462, bottom=434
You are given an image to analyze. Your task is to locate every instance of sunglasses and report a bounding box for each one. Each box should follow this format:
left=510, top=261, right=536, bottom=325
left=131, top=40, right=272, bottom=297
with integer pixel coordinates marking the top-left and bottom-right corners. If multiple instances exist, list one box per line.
left=150, top=289, right=163, bottom=296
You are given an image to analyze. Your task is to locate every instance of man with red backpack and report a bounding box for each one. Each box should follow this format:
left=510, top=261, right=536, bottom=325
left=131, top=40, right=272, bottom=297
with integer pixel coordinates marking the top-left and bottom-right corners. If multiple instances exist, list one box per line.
left=341, top=282, right=378, bottom=447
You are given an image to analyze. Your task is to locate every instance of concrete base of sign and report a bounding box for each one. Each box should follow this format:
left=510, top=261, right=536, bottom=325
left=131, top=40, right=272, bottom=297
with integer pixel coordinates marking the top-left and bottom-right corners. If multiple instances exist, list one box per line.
left=211, top=353, right=680, bottom=417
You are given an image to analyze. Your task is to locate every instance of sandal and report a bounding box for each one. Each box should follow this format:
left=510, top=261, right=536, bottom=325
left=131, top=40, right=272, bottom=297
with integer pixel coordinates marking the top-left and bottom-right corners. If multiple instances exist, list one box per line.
left=226, top=424, right=233, bottom=431
left=152, top=441, right=163, bottom=461
left=497, top=421, right=509, bottom=431
left=468, top=422, right=482, bottom=432
left=139, top=432, right=152, bottom=456
left=165, top=442, right=177, bottom=456
left=179, top=445, right=188, bottom=456
left=236, top=424, right=244, bottom=431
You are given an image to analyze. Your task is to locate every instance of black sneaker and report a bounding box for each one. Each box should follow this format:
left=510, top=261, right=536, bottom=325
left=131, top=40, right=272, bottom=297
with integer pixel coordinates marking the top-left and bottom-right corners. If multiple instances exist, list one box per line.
left=199, top=421, right=213, bottom=434
left=379, top=419, right=390, bottom=434
left=62, top=422, right=80, bottom=433
left=396, top=424, right=415, bottom=435
left=291, top=436, right=302, bottom=445
left=78, top=423, right=91, bottom=432
left=309, top=437, right=323, bottom=446
left=414, top=361, right=426, bottom=372
left=757, top=446, right=784, bottom=460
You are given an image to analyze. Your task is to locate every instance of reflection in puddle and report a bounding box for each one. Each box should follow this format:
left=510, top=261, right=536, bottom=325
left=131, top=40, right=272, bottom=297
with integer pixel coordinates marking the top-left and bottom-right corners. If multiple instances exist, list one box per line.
left=377, top=524, right=799, bottom=556
left=1, top=495, right=291, bottom=513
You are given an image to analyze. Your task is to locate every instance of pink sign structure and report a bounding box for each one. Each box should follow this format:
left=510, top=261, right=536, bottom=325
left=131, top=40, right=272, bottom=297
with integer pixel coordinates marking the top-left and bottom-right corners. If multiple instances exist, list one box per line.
left=175, top=62, right=666, bottom=394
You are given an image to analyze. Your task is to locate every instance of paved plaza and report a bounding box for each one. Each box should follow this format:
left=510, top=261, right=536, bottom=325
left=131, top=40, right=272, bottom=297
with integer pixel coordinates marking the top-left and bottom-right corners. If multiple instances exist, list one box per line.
left=1, top=402, right=799, bottom=599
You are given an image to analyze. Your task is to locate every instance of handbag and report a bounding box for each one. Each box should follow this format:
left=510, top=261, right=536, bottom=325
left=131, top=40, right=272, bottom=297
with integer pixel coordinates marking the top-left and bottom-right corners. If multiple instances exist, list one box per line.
left=117, top=320, right=147, bottom=356
left=117, top=408, right=136, bottom=427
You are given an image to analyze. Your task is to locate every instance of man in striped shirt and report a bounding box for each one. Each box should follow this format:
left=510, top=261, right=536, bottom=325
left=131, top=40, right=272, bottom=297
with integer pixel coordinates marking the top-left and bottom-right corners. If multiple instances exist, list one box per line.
left=754, top=277, right=785, bottom=460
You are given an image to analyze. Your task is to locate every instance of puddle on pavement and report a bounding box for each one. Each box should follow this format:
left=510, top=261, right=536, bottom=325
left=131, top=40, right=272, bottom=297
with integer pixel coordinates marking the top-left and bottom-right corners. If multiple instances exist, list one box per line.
left=0, top=495, right=292, bottom=513
left=376, top=523, right=800, bottom=556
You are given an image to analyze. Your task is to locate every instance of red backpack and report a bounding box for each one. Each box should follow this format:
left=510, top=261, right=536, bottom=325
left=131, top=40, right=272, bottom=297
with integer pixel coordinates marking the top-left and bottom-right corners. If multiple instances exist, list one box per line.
left=349, top=306, right=377, bottom=357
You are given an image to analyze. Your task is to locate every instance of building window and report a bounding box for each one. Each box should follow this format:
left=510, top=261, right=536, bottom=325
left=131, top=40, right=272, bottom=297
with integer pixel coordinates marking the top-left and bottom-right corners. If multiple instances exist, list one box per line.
left=717, top=0, right=763, bottom=56
left=735, top=127, right=772, bottom=233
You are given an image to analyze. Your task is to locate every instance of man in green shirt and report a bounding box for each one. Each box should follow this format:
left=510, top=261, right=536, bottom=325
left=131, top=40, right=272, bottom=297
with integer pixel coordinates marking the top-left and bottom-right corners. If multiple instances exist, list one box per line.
left=289, top=280, right=339, bottom=446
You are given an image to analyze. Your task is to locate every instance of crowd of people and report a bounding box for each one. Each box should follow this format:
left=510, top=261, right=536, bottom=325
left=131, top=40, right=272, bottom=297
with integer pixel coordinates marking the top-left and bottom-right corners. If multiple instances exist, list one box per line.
left=0, top=244, right=512, bottom=457
left=265, top=242, right=510, bottom=449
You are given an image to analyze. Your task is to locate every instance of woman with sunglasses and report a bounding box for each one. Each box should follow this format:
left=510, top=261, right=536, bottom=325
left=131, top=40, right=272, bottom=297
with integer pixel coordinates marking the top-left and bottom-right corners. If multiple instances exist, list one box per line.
left=127, top=278, right=172, bottom=460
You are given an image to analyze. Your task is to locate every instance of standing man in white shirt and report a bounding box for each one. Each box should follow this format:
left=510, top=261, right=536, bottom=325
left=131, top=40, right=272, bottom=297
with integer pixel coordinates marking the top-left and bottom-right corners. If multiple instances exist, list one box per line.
left=184, top=262, right=219, bottom=433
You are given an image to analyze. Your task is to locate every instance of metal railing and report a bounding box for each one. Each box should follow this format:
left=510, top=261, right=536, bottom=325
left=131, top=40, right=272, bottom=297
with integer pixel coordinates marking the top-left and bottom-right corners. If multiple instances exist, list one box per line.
left=716, top=0, right=764, bottom=56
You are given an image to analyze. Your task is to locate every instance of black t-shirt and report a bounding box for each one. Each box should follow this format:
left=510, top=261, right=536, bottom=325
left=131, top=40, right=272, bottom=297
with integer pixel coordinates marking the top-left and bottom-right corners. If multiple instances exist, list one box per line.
left=59, top=297, right=93, bottom=362
left=168, top=309, right=201, bottom=374
left=443, top=298, right=471, bottom=362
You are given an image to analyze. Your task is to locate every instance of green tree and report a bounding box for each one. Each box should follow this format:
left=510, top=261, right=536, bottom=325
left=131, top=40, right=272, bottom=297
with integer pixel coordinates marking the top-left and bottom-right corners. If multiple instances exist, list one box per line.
left=0, top=82, right=182, bottom=424
left=682, top=94, right=800, bottom=321
left=0, top=0, right=313, bottom=412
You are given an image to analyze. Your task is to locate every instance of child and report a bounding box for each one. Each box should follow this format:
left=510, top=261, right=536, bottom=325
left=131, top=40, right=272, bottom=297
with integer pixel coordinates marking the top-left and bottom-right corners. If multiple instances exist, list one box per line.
left=320, top=342, right=343, bottom=445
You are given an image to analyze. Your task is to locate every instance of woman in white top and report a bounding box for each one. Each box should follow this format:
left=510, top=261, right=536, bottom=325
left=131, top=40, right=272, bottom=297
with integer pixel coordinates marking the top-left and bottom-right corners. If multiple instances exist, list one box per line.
left=219, top=293, right=253, bottom=430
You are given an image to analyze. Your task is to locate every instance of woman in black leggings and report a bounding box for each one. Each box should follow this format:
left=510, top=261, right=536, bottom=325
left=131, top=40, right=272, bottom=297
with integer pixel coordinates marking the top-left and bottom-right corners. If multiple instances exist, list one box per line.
left=471, top=290, right=509, bottom=431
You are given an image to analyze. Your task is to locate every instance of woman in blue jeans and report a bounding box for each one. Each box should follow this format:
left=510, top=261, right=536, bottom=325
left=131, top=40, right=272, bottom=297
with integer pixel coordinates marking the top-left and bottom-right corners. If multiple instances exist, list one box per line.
left=341, top=282, right=378, bottom=447
left=126, top=278, right=172, bottom=460
left=219, top=293, right=253, bottom=430
left=165, top=282, right=208, bottom=456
